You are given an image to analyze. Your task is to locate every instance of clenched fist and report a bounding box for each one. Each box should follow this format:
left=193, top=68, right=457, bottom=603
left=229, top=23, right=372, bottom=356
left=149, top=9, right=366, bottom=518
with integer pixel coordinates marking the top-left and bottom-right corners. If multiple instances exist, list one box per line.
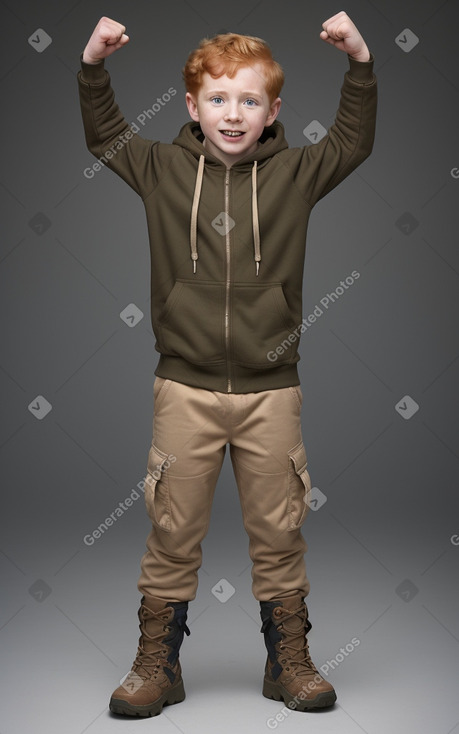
left=319, top=11, right=370, bottom=62
left=82, top=16, right=129, bottom=64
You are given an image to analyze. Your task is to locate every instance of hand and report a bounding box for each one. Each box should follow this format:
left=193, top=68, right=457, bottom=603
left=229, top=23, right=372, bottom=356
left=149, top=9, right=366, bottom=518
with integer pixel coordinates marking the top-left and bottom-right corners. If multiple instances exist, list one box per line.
left=82, top=16, right=129, bottom=64
left=319, top=11, right=370, bottom=61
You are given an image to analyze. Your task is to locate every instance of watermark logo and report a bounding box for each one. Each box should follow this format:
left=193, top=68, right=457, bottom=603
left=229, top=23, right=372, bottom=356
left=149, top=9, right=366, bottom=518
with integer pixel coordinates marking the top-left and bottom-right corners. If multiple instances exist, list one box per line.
left=83, top=88, right=177, bottom=179
left=395, top=395, right=419, bottom=420
left=28, top=212, right=51, bottom=235
left=395, top=28, right=419, bottom=53
left=306, top=487, right=327, bottom=511
left=266, top=636, right=360, bottom=727
left=83, top=453, right=176, bottom=546
left=120, top=671, right=144, bottom=694
left=120, top=303, right=144, bottom=328
left=212, top=212, right=235, bottom=236
left=395, top=579, right=419, bottom=602
left=28, top=28, right=52, bottom=53
left=211, top=578, right=235, bottom=603
left=28, top=395, right=52, bottom=420
left=28, top=579, right=52, bottom=602
left=267, top=270, right=360, bottom=362
left=395, top=211, right=419, bottom=235
left=303, top=120, right=327, bottom=143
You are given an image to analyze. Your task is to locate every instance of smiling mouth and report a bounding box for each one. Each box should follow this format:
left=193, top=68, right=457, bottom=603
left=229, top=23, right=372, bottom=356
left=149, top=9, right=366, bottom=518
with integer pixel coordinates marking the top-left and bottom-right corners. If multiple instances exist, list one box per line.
left=220, top=130, right=245, bottom=137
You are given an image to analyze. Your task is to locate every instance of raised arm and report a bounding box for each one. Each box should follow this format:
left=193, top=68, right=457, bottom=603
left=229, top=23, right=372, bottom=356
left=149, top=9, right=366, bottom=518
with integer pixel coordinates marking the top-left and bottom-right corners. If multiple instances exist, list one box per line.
left=287, top=11, right=377, bottom=208
left=78, top=16, right=161, bottom=197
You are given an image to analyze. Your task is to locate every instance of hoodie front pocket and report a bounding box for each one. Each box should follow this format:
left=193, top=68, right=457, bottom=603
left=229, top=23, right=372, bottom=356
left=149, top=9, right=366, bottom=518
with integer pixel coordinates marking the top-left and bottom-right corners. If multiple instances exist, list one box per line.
left=231, top=282, right=299, bottom=367
left=157, top=279, right=225, bottom=364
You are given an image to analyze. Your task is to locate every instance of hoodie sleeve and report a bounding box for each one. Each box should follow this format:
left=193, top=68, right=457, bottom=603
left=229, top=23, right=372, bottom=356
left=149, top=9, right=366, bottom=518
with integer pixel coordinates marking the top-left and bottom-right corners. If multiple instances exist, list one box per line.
left=287, top=53, right=377, bottom=208
left=77, top=53, right=162, bottom=198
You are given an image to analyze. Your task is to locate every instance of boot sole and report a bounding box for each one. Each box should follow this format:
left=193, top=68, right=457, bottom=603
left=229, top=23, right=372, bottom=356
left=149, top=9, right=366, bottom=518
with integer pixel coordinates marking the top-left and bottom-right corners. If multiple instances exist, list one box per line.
left=263, top=677, right=337, bottom=710
left=109, top=680, right=185, bottom=717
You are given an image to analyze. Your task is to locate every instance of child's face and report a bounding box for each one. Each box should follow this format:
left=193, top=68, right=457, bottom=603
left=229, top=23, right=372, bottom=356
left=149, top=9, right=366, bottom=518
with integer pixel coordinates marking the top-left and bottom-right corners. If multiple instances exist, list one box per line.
left=185, top=62, right=281, bottom=168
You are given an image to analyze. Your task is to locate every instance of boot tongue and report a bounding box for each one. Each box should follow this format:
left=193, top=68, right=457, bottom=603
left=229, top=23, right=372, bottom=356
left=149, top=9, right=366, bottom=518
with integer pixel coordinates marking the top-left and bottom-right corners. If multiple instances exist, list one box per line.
left=278, top=594, right=304, bottom=619
left=278, top=595, right=306, bottom=662
left=140, top=597, right=172, bottom=655
left=143, top=596, right=172, bottom=613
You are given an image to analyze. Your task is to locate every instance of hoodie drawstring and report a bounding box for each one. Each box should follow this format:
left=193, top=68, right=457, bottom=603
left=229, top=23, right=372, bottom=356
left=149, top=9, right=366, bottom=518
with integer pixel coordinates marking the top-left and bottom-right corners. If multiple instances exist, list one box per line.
left=190, top=156, right=261, bottom=276
left=190, top=154, right=205, bottom=274
left=251, top=161, right=260, bottom=276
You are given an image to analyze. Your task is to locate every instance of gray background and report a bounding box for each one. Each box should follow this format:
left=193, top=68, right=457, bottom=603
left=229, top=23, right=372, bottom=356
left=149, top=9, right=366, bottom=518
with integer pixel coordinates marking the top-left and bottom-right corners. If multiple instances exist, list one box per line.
left=1, top=0, right=458, bottom=732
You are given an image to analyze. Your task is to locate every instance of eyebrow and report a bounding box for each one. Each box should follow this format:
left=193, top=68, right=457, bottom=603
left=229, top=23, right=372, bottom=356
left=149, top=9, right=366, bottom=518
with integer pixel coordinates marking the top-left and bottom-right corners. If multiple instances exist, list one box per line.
left=206, top=90, right=263, bottom=99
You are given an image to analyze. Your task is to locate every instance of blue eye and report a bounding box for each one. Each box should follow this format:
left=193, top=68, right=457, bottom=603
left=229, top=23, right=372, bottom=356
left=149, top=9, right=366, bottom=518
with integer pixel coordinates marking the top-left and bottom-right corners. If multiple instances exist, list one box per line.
left=210, top=96, right=258, bottom=106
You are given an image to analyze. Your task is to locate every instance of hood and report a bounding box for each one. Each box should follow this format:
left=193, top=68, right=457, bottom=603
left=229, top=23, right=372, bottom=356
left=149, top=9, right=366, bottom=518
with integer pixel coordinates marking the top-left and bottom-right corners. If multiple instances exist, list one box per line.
left=172, top=119, right=288, bottom=168
left=172, top=120, right=289, bottom=276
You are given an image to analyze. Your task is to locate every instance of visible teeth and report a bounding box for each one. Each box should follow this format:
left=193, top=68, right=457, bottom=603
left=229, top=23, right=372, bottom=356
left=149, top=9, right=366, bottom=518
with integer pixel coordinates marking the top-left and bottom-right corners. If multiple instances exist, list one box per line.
left=222, top=130, right=243, bottom=136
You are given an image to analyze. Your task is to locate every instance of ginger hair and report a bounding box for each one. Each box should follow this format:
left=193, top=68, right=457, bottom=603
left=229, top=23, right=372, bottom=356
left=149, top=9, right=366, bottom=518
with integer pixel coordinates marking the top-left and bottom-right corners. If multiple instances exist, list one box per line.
left=182, top=32, right=284, bottom=104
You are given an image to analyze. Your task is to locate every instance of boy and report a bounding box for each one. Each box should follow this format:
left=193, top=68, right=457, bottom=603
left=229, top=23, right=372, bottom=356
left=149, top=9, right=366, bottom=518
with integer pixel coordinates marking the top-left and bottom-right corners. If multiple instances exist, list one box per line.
left=78, top=11, right=377, bottom=717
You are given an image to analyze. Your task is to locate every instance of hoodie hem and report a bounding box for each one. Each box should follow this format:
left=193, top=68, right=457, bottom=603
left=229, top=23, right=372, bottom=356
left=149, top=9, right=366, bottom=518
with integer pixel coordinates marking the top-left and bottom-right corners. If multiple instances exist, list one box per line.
left=155, top=355, right=300, bottom=394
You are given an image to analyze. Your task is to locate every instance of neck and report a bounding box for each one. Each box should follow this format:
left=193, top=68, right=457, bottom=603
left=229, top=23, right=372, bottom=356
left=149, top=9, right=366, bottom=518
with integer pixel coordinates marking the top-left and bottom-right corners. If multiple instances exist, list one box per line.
left=202, top=136, right=260, bottom=168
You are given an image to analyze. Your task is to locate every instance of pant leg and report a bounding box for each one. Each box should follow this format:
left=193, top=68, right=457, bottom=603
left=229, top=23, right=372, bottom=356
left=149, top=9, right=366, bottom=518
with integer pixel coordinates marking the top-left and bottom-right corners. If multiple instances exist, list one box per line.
left=137, top=377, right=228, bottom=602
left=229, top=385, right=311, bottom=602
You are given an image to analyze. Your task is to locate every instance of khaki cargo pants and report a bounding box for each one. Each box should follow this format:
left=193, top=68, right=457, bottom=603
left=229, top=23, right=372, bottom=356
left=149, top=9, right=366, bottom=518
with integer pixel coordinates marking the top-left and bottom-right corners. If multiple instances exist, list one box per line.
left=137, top=376, right=312, bottom=602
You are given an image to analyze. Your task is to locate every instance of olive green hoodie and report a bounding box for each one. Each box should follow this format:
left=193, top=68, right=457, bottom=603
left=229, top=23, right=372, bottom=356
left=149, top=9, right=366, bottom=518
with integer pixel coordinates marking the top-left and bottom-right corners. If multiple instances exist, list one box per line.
left=78, top=51, right=377, bottom=393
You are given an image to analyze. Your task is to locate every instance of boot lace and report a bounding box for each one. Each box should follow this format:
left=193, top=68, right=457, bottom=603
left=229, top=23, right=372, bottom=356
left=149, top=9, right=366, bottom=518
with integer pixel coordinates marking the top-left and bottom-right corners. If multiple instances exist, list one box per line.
left=276, top=603, right=319, bottom=677
left=131, top=605, right=174, bottom=679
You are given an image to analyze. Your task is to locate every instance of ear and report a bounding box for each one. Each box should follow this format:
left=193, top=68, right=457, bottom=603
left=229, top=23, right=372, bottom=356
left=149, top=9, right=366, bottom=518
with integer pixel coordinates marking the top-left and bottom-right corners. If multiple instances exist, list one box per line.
left=185, top=92, right=200, bottom=122
left=265, top=97, right=282, bottom=127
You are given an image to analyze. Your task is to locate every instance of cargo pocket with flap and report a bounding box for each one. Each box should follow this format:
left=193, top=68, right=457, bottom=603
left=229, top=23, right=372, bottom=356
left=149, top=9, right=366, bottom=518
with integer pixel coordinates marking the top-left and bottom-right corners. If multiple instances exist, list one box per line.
left=144, top=444, right=173, bottom=532
left=287, top=441, right=312, bottom=531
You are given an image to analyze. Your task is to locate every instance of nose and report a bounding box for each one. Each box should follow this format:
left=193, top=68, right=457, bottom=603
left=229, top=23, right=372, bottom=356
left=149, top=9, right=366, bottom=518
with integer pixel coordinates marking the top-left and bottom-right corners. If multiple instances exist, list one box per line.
left=224, top=102, right=242, bottom=122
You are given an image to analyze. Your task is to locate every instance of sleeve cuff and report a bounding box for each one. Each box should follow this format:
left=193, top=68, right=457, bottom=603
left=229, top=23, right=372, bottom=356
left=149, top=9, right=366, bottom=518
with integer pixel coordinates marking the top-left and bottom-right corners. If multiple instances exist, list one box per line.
left=79, top=52, right=108, bottom=84
left=346, top=52, right=375, bottom=83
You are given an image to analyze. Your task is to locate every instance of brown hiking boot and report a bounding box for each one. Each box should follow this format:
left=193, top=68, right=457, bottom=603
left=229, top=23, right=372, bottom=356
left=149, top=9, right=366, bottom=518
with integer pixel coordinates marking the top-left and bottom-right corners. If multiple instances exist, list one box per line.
left=109, top=595, right=190, bottom=717
left=260, top=594, right=337, bottom=710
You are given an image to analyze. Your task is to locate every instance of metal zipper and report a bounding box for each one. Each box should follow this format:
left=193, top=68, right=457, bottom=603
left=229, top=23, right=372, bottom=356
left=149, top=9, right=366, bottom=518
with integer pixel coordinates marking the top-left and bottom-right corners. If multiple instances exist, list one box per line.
left=224, top=168, right=232, bottom=393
